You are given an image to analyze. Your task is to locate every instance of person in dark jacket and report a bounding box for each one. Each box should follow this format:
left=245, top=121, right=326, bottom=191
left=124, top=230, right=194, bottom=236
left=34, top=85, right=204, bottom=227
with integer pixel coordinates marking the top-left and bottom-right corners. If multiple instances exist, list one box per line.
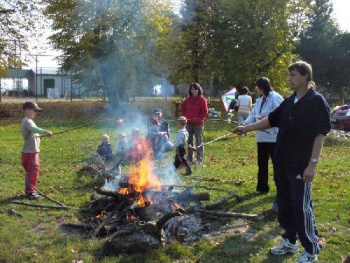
left=96, top=134, right=113, bottom=162
left=147, top=108, right=173, bottom=159
left=234, top=61, right=331, bottom=263
left=181, top=82, right=208, bottom=164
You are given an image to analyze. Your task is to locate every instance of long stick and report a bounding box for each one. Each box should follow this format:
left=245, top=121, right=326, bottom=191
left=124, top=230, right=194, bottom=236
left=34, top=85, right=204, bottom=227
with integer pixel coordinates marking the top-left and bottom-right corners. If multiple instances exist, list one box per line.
left=36, top=118, right=115, bottom=138
left=193, top=132, right=233, bottom=148
left=199, top=209, right=259, bottom=220
left=10, top=201, right=75, bottom=210
left=35, top=188, right=68, bottom=207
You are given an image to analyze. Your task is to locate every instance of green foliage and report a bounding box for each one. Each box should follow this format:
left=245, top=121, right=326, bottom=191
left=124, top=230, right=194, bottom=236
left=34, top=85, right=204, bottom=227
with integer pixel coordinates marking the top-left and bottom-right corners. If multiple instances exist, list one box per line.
left=0, top=100, right=349, bottom=262
left=296, top=0, right=350, bottom=95
left=44, top=0, right=175, bottom=108
left=169, top=0, right=303, bottom=93
left=0, top=0, right=45, bottom=73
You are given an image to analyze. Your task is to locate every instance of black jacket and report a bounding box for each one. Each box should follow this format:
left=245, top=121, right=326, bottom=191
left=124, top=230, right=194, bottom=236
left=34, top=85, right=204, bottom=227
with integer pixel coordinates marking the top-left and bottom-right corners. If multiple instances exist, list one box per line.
left=268, top=88, right=331, bottom=170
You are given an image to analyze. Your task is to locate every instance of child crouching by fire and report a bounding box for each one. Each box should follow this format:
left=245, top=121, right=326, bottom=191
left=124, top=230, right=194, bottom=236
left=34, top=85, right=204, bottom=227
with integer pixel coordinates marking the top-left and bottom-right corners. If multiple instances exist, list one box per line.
left=172, top=116, right=196, bottom=175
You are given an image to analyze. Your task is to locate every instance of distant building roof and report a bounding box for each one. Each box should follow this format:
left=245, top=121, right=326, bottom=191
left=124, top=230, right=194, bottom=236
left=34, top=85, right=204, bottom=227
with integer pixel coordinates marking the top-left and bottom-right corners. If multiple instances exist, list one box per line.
left=5, top=68, right=35, bottom=78
left=35, top=68, right=60, bottom=75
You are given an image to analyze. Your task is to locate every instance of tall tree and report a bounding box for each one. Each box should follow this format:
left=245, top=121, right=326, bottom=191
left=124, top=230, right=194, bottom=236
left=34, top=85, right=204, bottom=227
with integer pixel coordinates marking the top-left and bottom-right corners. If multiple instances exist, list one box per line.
left=175, top=0, right=220, bottom=83
left=0, top=1, right=45, bottom=75
left=296, top=0, right=350, bottom=98
left=170, top=0, right=309, bottom=94
left=44, top=0, right=174, bottom=108
left=213, top=0, right=303, bottom=91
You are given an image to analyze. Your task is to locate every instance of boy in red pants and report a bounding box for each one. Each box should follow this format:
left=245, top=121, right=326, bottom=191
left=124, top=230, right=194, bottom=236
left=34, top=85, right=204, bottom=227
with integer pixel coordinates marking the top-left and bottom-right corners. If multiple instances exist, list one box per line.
left=21, top=102, right=52, bottom=199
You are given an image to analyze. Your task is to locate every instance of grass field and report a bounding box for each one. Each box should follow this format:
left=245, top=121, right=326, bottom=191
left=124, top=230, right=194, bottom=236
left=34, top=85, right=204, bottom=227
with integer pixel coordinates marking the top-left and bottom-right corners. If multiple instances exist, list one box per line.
left=0, top=99, right=349, bottom=263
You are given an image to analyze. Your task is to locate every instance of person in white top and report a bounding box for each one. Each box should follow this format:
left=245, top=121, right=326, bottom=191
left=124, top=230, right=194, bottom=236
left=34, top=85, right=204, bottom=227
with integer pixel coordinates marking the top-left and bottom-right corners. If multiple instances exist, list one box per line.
left=243, top=77, right=283, bottom=211
left=236, top=86, right=252, bottom=124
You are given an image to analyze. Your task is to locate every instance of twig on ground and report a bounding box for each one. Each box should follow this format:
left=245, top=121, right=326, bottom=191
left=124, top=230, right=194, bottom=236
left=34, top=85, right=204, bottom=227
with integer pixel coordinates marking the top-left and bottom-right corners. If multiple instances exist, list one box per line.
left=10, top=201, right=76, bottom=210
left=35, top=188, right=68, bottom=207
left=199, top=209, right=259, bottom=220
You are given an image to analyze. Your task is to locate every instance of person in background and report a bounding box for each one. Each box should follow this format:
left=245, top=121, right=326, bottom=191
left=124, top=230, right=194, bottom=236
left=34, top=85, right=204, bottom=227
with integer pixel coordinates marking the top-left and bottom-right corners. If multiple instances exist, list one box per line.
left=181, top=82, right=208, bottom=164
left=21, top=101, right=52, bottom=200
left=243, top=77, right=283, bottom=211
left=146, top=108, right=173, bottom=159
left=171, top=116, right=196, bottom=175
left=96, top=134, right=113, bottom=163
left=112, top=133, right=127, bottom=174
left=236, top=86, right=252, bottom=124
left=234, top=61, right=331, bottom=263
left=127, top=128, right=141, bottom=151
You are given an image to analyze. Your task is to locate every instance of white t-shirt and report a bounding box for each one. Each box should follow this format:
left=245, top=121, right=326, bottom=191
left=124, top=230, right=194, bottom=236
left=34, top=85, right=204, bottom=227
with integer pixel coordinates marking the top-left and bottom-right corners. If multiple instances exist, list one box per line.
left=237, top=94, right=252, bottom=113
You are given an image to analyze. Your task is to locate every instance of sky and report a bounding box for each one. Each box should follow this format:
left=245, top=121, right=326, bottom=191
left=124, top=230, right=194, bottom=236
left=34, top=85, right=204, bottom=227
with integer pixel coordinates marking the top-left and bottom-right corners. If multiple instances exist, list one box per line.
left=25, top=0, right=350, bottom=70
left=332, top=0, right=350, bottom=32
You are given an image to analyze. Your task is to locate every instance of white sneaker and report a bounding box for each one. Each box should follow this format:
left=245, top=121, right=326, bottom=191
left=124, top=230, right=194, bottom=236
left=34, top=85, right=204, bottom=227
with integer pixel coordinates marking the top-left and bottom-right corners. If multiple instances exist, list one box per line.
left=270, top=238, right=299, bottom=255
left=296, top=251, right=318, bottom=263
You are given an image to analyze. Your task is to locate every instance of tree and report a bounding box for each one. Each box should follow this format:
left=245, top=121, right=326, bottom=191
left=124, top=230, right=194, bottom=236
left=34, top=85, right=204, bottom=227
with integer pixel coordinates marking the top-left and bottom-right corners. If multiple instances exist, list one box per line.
left=0, top=1, right=45, bottom=75
left=44, top=0, right=174, bottom=109
left=296, top=0, right=350, bottom=99
left=169, top=0, right=309, bottom=95
left=213, top=0, right=304, bottom=91
left=175, top=0, right=220, bottom=83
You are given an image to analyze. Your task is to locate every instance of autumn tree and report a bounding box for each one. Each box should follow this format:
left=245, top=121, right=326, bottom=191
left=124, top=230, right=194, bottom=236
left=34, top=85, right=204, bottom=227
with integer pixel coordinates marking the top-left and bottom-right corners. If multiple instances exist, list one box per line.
left=44, top=0, right=174, bottom=108
left=0, top=1, right=45, bottom=75
left=170, top=0, right=310, bottom=95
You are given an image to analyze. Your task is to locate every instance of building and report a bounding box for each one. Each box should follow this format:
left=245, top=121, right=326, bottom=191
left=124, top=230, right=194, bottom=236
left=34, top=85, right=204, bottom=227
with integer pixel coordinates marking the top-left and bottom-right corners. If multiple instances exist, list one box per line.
left=1, top=67, right=72, bottom=98
left=32, top=68, right=72, bottom=98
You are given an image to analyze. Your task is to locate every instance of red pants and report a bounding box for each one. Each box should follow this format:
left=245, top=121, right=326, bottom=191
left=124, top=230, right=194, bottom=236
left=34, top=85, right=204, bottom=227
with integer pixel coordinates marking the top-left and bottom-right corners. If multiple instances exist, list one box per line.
left=22, top=152, right=40, bottom=195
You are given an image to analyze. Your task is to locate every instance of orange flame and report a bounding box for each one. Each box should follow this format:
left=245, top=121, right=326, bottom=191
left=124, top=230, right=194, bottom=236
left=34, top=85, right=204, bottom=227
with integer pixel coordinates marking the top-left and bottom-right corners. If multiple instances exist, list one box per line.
left=118, top=138, right=162, bottom=207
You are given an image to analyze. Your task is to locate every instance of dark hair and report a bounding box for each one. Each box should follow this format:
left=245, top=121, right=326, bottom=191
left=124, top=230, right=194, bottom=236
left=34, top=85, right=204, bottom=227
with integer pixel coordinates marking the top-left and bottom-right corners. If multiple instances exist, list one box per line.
left=288, top=61, right=315, bottom=88
left=188, top=82, right=203, bottom=96
left=241, top=86, right=249, bottom=95
left=255, top=77, right=273, bottom=96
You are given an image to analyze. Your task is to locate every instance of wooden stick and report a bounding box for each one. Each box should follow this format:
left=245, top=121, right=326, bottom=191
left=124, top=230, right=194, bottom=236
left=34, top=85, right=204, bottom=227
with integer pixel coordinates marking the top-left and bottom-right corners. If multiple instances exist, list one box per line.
left=61, top=223, right=94, bottom=230
left=204, top=192, right=240, bottom=210
left=91, top=207, right=119, bottom=238
left=108, top=225, right=137, bottom=242
left=10, top=201, right=75, bottom=210
left=199, top=209, right=259, bottom=220
left=94, top=187, right=122, bottom=199
left=35, top=188, right=68, bottom=207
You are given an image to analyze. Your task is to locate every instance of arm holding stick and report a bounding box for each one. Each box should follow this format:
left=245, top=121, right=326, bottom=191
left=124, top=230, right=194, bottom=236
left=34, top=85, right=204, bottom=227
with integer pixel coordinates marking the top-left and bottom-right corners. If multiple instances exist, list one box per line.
left=233, top=117, right=271, bottom=135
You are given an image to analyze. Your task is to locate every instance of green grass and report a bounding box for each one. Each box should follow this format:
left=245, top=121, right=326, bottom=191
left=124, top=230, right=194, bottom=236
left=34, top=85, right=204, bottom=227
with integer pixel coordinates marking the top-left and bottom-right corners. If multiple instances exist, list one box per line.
left=0, top=100, right=349, bottom=262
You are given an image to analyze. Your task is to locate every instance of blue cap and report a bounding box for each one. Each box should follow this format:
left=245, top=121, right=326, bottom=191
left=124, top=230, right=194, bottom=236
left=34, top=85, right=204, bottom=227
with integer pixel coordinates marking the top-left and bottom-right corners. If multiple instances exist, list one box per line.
left=153, top=108, right=162, bottom=114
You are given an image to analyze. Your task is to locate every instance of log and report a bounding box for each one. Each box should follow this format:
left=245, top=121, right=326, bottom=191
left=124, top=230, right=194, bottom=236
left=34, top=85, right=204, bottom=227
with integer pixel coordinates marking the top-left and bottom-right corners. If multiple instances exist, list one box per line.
left=102, top=228, right=160, bottom=257
left=156, top=210, right=183, bottom=229
left=94, top=187, right=122, bottom=199
left=61, top=223, right=94, bottom=230
left=203, top=192, right=240, bottom=210
left=107, top=225, right=137, bottom=242
left=10, top=201, right=75, bottom=210
left=199, top=209, right=259, bottom=220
